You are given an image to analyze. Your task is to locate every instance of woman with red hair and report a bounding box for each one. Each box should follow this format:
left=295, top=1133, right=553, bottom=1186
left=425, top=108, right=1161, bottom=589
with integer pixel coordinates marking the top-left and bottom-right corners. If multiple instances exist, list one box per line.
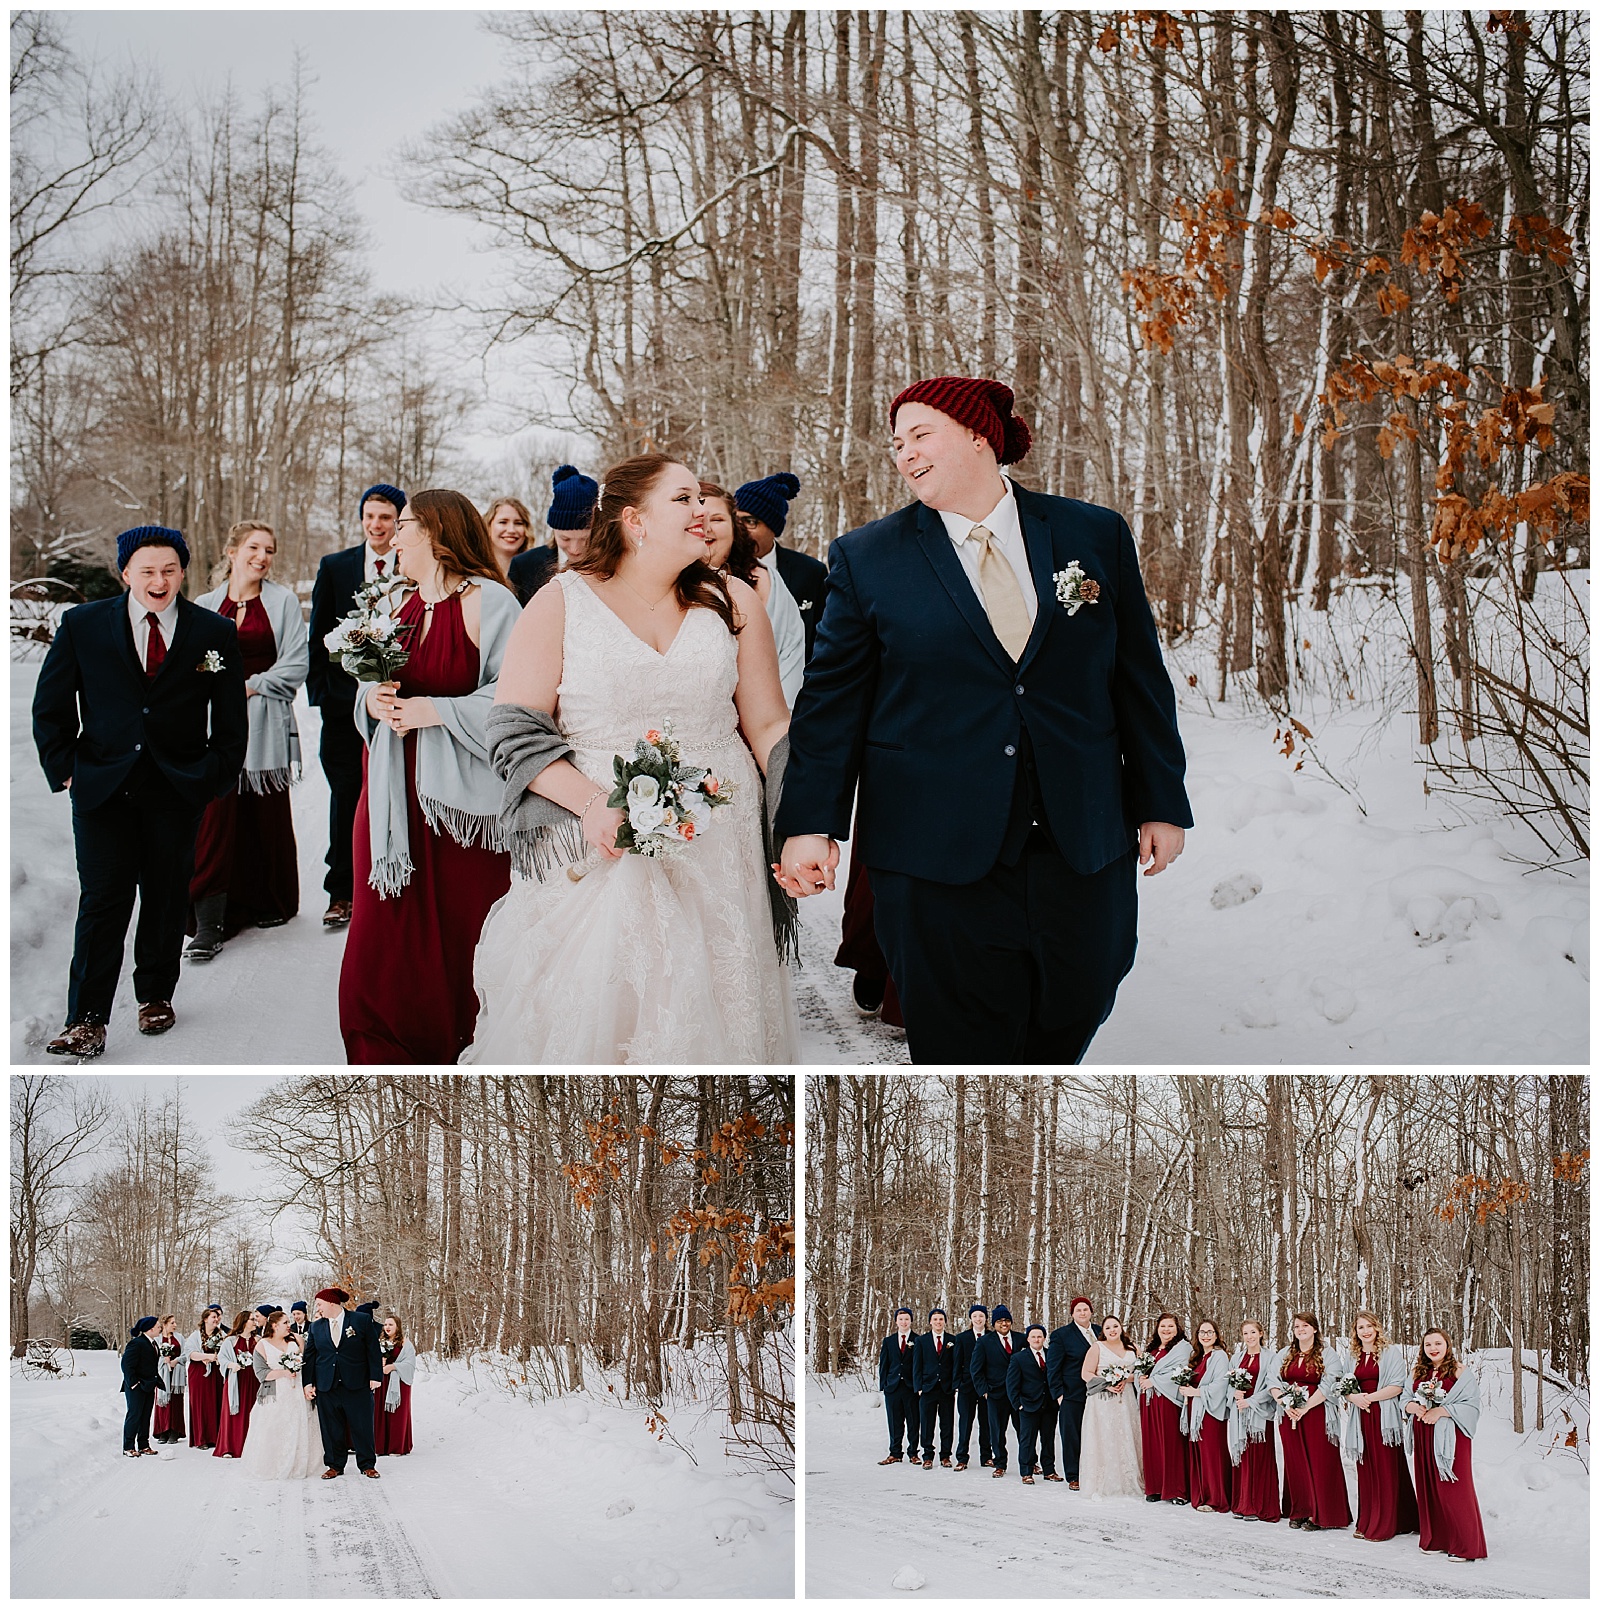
left=374, top=1314, right=416, bottom=1456
left=213, top=1309, right=262, bottom=1458
left=184, top=1307, right=226, bottom=1450
left=1266, top=1312, right=1351, bottom=1531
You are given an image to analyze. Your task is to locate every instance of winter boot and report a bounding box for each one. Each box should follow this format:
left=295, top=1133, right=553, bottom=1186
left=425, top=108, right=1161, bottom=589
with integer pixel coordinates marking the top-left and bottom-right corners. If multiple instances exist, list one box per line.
left=185, top=895, right=227, bottom=962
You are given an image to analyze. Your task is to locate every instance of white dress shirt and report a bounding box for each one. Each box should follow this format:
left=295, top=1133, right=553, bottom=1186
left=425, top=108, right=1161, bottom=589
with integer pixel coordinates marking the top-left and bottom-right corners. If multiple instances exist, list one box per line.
left=363, top=544, right=396, bottom=583
left=128, top=593, right=178, bottom=663
left=936, top=479, right=1038, bottom=624
left=758, top=549, right=807, bottom=707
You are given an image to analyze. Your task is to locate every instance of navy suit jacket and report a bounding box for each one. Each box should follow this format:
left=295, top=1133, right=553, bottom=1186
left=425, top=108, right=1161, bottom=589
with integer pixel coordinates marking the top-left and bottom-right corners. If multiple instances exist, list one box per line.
left=952, top=1327, right=985, bottom=1396
left=508, top=546, right=559, bottom=606
left=303, top=1309, right=383, bottom=1395
left=774, top=542, right=828, bottom=659
left=912, top=1331, right=957, bottom=1395
left=120, top=1333, right=159, bottom=1392
left=878, top=1332, right=917, bottom=1394
left=773, top=486, right=1193, bottom=880
left=971, top=1329, right=1021, bottom=1398
left=1046, top=1321, right=1104, bottom=1401
left=306, top=544, right=367, bottom=710
left=1007, top=1344, right=1055, bottom=1414
left=33, top=594, right=247, bottom=812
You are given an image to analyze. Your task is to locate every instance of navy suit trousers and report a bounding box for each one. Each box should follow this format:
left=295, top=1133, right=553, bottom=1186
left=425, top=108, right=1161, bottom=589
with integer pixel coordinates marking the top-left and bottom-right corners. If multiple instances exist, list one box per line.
left=316, top=1382, right=378, bottom=1471
left=986, top=1392, right=1020, bottom=1471
left=883, top=1383, right=918, bottom=1459
left=318, top=706, right=363, bottom=901
left=957, top=1384, right=992, bottom=1465
left=122, top=1385, right=155, bottom=1451
left=1057, top=1391, right=1089, bottom=1480
left=918, top=1389, right=953, bottom=1460
left=1019, top=1400, right=1059, bottom=1476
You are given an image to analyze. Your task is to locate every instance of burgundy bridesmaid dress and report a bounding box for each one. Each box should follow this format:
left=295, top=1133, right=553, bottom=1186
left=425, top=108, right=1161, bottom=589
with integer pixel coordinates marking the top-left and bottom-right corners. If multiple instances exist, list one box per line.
left=1188, top=1350, right=1234, bottom=1511
left=375, top=1362, right=414, bottom=1456
left=1141, top=1345, right=1189, bottom=1501
left=1229, top=1351, right=1281, bottom=1521
left=1353, top=1350, right=1419, bottom=1540
left=1413, top=1373, right=1488, bottom=1560
left=1277, top=1350, right=1352, bottom=1528
left=151, top=1339, right=185, bottom=1443
left=339, top=591, right=512, bottom=1064
left=213, top=1337, right=260, bottom=1458
left=188, top=596, right=300, bottom=934
left=187, top=1354, right=222, bottom=1449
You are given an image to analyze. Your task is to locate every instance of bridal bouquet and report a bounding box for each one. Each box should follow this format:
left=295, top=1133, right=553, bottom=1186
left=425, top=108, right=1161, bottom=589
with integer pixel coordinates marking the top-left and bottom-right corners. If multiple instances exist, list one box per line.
left=1278, top=1383, right=1311, bottom=1412
left=1414, top=1378, right=1451, bottom=1409
left=1226, top=1367, right=1255, bottom=1394
left=279, top=1344, right=304, bottom=1374
left=607, top=724, right=734, bottom=857
left=1098, top=1359, right=1135, bottom=1389
left=323, top=575, right=414, bottom=684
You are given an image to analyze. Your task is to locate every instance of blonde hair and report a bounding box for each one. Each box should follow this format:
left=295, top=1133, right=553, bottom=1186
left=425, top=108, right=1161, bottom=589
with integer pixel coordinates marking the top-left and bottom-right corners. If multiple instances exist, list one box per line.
left=211, top=520, right=276, bottom=586
left=1350, top=1309, right=1390, bottom=1356
left=484, top=497, right=535, bottom=551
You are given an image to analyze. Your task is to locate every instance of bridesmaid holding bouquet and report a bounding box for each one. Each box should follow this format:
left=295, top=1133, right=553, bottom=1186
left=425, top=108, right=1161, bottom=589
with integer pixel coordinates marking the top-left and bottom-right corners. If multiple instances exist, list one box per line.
left=1267, top=1312, right=1352, bottom=1532
left=213, top=1309, right=262, bottom=1459
left=185, top=1308, right=225, bottom=1450
left=1344, top=1310, right=1418, bottom=1542
left=1178, top=1318, right=1233, bottom=1513
left=1405, top=1328, right=1487, bottom=1562
left=1226, top=1320, right=1280, bottom=1522
left=1136, top=1313, right=1191, bottom=1504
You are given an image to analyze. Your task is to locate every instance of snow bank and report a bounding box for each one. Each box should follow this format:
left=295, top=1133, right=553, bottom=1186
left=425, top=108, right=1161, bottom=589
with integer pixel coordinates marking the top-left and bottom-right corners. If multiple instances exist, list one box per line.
left=12, top=1349, right=792, bottom=1597
left=805, top=1352, right=1587, bottom=1598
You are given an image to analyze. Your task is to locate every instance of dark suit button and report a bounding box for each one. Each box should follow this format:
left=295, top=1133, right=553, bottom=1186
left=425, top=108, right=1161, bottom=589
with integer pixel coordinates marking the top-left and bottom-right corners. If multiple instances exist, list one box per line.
left=1004, top=744, right=1016, bottom=757
left=134, top=743, right=142, bottom=752
left=142, top=708, right=150, bottom=715
left=1014, top=684, right=1025, bottom=696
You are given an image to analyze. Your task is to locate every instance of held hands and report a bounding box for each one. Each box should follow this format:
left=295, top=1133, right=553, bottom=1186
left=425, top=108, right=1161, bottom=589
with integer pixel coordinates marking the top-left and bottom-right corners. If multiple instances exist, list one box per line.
left=775, top=833, right=839, bottom=897
left=1138, top=821, right=1185, bottom=876
left=303, top=1385, right=316, bottom=1402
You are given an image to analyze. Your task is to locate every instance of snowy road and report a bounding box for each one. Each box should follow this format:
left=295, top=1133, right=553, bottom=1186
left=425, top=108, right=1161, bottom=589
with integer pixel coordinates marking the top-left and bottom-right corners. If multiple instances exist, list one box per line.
left=805, top=1372, right=1586, bottom=1598
left=12, top=1353, right=792, bottom=1598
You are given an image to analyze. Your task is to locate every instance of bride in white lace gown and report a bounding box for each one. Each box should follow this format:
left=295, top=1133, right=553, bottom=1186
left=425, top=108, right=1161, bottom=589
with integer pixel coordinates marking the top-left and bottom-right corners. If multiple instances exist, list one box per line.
left=239, top=1314, right=321, bottom=1480
left=463, top=456, right=798, bottom=1064
left=1078, top=1315, right=1145, bottom=1499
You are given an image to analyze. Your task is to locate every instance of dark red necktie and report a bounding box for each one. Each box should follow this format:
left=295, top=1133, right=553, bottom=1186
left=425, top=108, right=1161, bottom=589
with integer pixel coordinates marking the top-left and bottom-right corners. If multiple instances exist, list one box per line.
left=1037, top=1352, right=1045, bottom=1369
left=935, top=1337, right=941, bottom=1353
left=900, top=1337, right=906, bottom=1352
left=374, top=556, right=386, bottom=575
left=144, top=612, right=166, bottom=678
left=1003, top=1338, right=1011, bottom=1353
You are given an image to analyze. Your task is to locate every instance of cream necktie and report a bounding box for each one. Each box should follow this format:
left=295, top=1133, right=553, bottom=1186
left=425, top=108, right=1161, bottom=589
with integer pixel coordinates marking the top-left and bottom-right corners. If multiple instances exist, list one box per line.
left=970, top=524, right=1031, bottom=660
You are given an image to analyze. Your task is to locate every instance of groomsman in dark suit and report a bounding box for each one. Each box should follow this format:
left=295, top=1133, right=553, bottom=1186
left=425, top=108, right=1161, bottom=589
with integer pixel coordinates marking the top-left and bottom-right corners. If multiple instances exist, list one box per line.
left=1008, top=1322, right=1062, bottom=1484
left=951, top=1304, right=993, bottom=1471
left=306, top=483, right=405, bottom=929
left=1047, top=1295, right=1104, bottom=1489
left=507, top=465, right=598, bottom=603
left=33, top=526, right=247, bottom=1058
left=734, top=472, right=828, bottom=660
left=970, top=1303, right=1021, bottom=1477
left=876, top=1306, right=919, bottom=1464
left=911, top=1307, right=956, bottom=1468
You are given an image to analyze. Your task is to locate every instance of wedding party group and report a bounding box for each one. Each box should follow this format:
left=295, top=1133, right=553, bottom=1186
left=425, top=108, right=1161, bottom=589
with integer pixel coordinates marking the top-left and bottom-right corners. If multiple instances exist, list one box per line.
left=117, top=1288, right=415, bottom=1480
left=875, top=1299, right=1488, bottom=1564
left=33, top=371, right=1192, bottom=1064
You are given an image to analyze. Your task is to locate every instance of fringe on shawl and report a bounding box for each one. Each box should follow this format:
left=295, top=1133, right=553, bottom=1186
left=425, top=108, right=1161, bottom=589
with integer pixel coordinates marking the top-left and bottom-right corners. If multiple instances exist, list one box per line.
left=240, top=764, right=300, bottom=795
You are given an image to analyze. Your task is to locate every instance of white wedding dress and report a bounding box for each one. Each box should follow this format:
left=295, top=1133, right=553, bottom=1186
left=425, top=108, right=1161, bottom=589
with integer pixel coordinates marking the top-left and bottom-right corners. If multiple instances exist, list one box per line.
left=1078, top=1342, right=1145, bottom=1499
left=239, top=1341, right=321, bottom=1480
left=463, top=572, right=798, bottom=1063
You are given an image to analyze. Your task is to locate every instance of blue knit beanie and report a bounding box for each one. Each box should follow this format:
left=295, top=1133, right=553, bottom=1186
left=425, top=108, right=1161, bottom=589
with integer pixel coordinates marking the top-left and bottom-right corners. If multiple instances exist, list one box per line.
left=359, top=483, right=407, bottom=516
left=254, top=1304, right=275, bottom=1316
left=969, top=1303, right=989, bottom=1318
left=894, top=1306, right=914, bottom=1320
left=928, top=1307, right=946, bottom=1320
left=290, top=1301, right=307, bottom=1313
left=734, top=472, right=800, bottom=538
left=355, top=1300, right=380, bottom=1314
left=547, top=464, right=598, bottom=530
left=130, top=1316, right=158, bottom=1337
left=116, top=525, right=189, bottom=573
left=991, top=1304, right=1013, bottom=1323
left=206, top=1303, right=222, bottom=1312
left=1025, top=1322, right=1046, bottom=1339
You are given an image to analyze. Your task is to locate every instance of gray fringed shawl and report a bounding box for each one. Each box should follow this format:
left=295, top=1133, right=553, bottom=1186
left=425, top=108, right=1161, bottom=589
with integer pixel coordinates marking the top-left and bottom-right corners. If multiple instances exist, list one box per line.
left=195, top=580, right=308, bottom=793
left=155, top=1338, right=186, bottom=1406
left=487, top=703, right=799, bottom=966
left=184, top=1330, right=217, bottom=1374
left=355, top=580, right=522, bottom=898
left=1261, top=1344, right=1344, bottom=1449
left=1179, top=1347, right=1234, bottom=1438
left=383, top=1339, right=416, bottom=1411
left=1404, top=1367, right=1480, bottom=1482
left=219, top=1335, right=248, bottom=1414
left=1339, top=1344, right=1410, bottom=1462
left=1145, top=1337, right=1193, bottom=1408
left=1225, top=1346, right=1280, bottom=1465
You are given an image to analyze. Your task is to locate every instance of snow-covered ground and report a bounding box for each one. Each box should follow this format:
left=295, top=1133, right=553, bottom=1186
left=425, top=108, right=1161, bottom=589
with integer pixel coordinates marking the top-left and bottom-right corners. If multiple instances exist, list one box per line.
left=805, top=1352, right=1588, bottom=1598
left=10, top=644, right=1587, bottom=1064
left=11, top=1350, right=792, bottom=1598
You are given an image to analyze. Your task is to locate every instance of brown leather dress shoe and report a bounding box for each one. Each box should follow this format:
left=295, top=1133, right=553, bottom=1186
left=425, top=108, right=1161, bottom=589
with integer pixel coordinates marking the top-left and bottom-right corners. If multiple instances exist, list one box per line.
left=361, top=1467, right=380, bottom=1478
left=47, top=1021, right=105, bottom=1059
left=1044, top=1473, right=1065, bottom=1482
left=137, top=1001, right=175, bottom=1035
left=1021, top=1474, right=1035, bottom=1485
left=922, top=1458, right=933, bottom=1469
left=877, top=1455, right=901, bottom=1465
left=321, top=1468, right=342, bottom=1479
left=323, top=899, right=353, bottom=929
left=953, top=1461, right=968, bottom=1471
left=940, top=1457, right=952, bottom=1467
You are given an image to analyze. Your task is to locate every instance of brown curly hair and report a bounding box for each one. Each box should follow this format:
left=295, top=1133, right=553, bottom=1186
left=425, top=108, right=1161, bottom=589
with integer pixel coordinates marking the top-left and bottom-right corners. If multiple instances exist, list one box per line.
left=1412, top=1327, right=1461, bottom=1384
left=1286, top=1311, right=1326, bottom=1379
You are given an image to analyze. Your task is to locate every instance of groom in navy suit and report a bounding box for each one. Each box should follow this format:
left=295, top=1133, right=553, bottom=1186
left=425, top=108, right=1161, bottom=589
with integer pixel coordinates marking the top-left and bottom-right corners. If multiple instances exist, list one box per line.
left=302, top=1287, right=384, bottom=1477
left=775, top=375, right=1192, bottom=1063
left=33, top=526, right=247, bottom=1058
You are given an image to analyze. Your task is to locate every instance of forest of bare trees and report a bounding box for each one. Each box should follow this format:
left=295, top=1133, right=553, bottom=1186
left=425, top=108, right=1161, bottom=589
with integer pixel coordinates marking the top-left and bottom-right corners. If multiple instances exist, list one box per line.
left=10, top=1074, right=794, bottom=1467
left=806, top=1074, right=1588, bottom=1434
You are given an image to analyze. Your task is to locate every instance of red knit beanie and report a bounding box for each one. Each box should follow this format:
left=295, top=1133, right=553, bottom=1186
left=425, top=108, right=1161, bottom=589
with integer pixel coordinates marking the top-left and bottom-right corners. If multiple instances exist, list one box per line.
left=890, top=376, right=1033, bottom=465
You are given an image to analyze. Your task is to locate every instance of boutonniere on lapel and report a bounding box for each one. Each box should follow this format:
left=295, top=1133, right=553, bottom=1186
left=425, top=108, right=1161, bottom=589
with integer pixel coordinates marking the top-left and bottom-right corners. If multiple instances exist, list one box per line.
left=198, top=649, right=226, bottom=673
left=1053, top=562, right=1101, bottom=616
